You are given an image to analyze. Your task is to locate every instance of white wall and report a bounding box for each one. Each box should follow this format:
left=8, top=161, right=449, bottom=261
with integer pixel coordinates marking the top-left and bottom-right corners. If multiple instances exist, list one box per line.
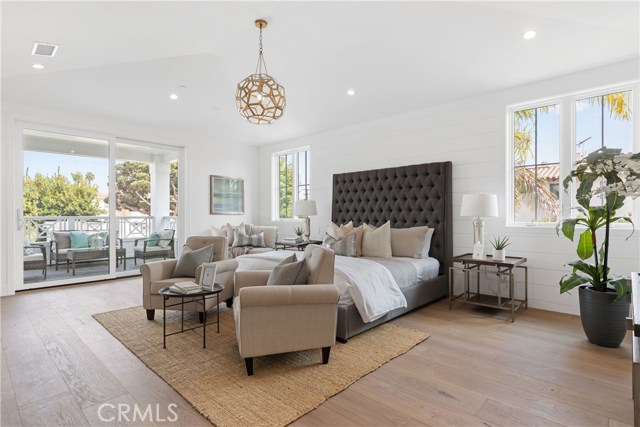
left=0, top=103, right=258, bottom=296
left=256, top=59, right=640, bottom=315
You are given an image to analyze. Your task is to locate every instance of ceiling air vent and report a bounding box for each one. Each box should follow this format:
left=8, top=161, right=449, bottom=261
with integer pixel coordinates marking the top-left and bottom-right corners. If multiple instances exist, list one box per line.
left=31, top=42, right=58, bottom=57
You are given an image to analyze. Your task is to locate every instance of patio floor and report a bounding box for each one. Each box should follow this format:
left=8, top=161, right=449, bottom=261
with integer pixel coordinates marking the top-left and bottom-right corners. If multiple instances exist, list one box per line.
left=22, top=257, right=166, bottom=285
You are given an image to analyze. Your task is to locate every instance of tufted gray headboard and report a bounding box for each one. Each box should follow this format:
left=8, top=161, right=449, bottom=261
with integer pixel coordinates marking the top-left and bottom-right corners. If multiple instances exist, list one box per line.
left=332, top=161, right=452, bottom=274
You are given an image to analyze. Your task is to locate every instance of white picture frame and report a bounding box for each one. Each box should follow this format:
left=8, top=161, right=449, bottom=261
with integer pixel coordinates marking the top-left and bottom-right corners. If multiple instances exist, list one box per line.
left=199, top=263, right=217, bottom=291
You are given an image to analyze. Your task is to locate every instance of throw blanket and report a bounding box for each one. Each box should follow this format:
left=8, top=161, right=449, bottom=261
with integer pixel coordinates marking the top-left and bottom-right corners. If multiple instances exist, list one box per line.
left=334, top=256, right=407, bottom=323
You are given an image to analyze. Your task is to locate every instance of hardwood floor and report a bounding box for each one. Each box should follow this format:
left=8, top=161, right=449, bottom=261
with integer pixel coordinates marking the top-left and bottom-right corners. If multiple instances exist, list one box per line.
left=1, top=277, right=633, bottom=426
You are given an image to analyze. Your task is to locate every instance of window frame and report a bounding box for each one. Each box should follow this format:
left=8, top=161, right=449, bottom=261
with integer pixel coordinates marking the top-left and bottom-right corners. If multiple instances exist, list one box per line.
left=271, top=146, right=311, bottom=221
left=506, top=81, right=639, bottom=228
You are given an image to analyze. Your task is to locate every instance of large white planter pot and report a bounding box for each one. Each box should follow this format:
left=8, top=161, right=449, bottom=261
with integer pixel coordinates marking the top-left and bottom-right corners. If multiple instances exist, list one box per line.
left=493, top=249, right=506, bottom=261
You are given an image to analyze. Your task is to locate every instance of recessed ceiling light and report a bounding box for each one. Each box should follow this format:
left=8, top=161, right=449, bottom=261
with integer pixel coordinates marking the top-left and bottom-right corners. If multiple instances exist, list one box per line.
left=32, top=63, right=45, bottom=70
left=347, top=89, right=356, bottom=96
left=523, top=30, right=537, bottom=40
left=169, top=94, right=178, bottom=100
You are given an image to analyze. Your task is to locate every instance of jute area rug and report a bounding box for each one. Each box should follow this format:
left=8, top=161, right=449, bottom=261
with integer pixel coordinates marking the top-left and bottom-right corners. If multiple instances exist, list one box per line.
left=94, top=306, right=429, bottom=427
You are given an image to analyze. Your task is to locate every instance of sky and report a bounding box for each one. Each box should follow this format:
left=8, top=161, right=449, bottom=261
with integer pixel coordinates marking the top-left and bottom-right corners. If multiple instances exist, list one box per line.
left=24, top=152, right=110, bottom=193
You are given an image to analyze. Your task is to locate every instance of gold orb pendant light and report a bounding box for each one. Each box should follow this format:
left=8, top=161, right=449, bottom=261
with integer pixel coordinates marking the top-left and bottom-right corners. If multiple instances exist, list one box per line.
left=236, top=19, right=286, bottom=124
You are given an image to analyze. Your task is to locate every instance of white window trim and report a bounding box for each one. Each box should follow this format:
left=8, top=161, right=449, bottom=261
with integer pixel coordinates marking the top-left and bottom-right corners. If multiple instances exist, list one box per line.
left=506, top=80, right=639, bottom=229
left=271, top=146, right=310, bottom=221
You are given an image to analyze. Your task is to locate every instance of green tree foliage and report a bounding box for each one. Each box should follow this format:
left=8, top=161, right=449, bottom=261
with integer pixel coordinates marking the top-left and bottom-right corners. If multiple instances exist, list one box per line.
left=23, top=168, right=104, bottom=216
left=279, top=156, right=293, bottom=218
left=170, top=162, right=178, bottom=216
left=108, top=161, right=179, bottom=215
left=112, top=161, right=151, bottom=214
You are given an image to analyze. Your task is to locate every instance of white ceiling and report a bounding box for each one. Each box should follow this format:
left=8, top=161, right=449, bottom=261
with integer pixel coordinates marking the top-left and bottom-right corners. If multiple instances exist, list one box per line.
left=2, top=1, right=638, bottom=146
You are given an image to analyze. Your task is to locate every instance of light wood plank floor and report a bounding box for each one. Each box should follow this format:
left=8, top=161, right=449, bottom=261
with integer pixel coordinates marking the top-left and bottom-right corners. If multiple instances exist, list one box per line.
left=1, top=277, right=633, bottom=427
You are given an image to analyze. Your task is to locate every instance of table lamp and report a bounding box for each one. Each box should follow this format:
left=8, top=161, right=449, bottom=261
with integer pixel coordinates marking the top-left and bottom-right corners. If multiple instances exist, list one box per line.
left=460, top=193, right=498, bottom=259
left=294, top=199, right=317, bottom=240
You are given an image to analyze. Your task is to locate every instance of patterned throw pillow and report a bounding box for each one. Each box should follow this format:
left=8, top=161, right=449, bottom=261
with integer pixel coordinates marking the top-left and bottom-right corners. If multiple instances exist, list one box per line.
left=232, top=229, right=265, bottom=248
left=23, top=241, right=34, bottom=256
left=324, top=233, right=357, bottom=257
left=89, top=231, right=109, bottom=249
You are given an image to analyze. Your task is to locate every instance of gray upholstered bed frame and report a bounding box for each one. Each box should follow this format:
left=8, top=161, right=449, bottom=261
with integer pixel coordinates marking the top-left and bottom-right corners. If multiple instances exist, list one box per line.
left=332, top=161, right=453, bottom=342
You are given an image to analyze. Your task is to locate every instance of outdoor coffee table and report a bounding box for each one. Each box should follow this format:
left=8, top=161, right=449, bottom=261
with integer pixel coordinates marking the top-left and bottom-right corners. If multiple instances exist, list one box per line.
left=66, top=247, right=126, bottom=276
left=159, top=284, right=224, bottom=349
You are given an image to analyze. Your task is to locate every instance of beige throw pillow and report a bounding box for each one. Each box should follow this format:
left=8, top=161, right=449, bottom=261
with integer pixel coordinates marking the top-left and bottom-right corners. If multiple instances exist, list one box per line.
left=266, top=257, right=308, bottom=286
left=326, top=221, right=354, bottom=240
left=390, top=226, right=429, bottom=258
left=251, top=225, right=277, bottom=248
left=362, top=221, right=392, bottom=258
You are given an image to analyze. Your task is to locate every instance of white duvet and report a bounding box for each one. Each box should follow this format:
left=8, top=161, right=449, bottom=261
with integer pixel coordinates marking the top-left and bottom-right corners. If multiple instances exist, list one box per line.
left=236, top=250, right=408, bottom=323
left=333, top=256, right=407, bottom=323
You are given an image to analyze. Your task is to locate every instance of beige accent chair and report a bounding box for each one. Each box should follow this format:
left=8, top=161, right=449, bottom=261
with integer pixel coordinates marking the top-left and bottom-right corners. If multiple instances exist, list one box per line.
left=233, top=245, right=339, bottom=375
left=141, top=236, right=238, bottom=321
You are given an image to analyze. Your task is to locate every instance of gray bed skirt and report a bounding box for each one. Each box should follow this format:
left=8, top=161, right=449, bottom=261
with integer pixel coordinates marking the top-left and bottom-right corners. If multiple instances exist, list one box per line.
left=335, top=274, right=449, bottom=342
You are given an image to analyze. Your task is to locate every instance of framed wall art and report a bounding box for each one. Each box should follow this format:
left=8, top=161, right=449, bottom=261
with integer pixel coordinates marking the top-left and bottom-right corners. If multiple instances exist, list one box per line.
left=210, top=175, right=244, bottom=214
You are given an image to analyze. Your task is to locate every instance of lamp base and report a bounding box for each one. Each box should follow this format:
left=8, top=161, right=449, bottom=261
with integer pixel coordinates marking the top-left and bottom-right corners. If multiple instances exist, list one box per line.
left=304, top=217, right=311, bottom=241
left=472, top=243, right=485, bottom=260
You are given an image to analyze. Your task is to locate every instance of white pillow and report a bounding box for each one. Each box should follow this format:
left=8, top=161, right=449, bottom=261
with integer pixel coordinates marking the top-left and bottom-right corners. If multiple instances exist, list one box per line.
left=211, top=225, right=227, bottom=238
left=390, top=226, right=428, bottom=259
left=362, top=221, right=392, bottom=258
left=157, top=230, right=174, bottom=248
left=421, top=228, right=435, bottom=258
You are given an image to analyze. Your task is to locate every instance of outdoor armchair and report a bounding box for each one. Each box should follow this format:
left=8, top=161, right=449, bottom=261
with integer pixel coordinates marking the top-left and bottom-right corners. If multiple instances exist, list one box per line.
left=133, top=229, right=175, bottom=265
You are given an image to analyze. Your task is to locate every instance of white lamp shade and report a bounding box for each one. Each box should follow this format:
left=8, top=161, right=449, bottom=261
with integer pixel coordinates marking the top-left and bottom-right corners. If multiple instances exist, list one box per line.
left=460, top=193, right=498, bottom=218
left=294, top=199, right=317, bottom=216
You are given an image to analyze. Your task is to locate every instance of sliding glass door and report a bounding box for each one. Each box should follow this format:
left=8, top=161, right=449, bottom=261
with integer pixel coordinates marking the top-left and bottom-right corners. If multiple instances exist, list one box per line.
left=18, top=126, right=181, bottom=290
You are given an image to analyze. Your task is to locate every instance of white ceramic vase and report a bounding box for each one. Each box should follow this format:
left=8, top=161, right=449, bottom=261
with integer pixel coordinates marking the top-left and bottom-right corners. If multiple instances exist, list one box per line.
left=493, top=249, right=506, bottom=261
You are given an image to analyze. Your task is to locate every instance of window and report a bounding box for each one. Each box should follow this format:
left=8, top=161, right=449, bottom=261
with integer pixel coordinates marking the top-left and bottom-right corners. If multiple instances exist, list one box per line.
left=508, top=83, right=637, bottom=226
left=274, top=147, right=310, bottom=220
left=512, top=104, right=560, bottom=223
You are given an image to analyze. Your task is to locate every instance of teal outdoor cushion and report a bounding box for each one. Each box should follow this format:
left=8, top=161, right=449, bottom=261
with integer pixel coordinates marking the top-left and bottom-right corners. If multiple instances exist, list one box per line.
left=69, top=231, right=90, bottom=248
left=147, top=231, right=162, bottom=247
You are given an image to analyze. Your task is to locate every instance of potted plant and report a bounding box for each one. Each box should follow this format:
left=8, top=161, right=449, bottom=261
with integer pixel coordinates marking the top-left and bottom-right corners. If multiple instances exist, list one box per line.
left=490, top=236, right=510, bottom=261
left=557, top=147, right=640, bottom=348
left=293, top=226, right=305, bottom=243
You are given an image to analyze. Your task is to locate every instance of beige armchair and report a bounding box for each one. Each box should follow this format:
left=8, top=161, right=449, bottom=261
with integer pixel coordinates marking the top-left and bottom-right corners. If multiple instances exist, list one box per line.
left=233, top=245, right=339, bottom=375
left=141, top=236, right=238, bottom=321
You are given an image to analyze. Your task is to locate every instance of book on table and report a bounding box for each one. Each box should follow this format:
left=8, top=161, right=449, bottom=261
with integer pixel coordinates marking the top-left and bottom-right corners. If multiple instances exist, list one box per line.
left=169, top=282, right=203, bottom=294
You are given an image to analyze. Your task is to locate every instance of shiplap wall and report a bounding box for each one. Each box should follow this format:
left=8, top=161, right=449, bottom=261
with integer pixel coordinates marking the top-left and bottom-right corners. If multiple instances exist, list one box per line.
left=256, top=59, right=640, bottom=315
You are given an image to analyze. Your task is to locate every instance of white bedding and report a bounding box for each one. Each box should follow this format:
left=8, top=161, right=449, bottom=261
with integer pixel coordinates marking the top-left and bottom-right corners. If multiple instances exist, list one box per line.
left=334, top=256, right=407, bottom=323
left=236, top=251, right=441, bottom=323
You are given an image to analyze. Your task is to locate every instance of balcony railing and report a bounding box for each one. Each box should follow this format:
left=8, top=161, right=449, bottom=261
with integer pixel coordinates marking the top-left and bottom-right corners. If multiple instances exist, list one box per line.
left=24, top=216, right=156, bottom=242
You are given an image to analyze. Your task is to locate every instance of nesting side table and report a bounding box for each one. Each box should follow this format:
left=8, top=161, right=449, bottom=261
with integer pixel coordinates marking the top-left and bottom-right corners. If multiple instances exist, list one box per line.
left=449, top=253, right=528, bottom=322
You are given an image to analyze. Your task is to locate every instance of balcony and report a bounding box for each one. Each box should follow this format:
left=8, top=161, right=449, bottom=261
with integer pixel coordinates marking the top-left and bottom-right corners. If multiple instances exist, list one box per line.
left=23, top=215, right=177, bottom=284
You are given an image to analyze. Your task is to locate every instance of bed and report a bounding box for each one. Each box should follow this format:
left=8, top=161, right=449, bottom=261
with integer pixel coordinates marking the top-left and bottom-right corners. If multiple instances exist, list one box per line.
left=237, top=161, right=452, bottom=342
left=331, top=161, right=452, bottom=341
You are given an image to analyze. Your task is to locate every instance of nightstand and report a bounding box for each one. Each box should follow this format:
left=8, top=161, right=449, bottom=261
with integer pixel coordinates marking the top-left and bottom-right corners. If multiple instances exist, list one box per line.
left=449, top=253, right=528, bottom=322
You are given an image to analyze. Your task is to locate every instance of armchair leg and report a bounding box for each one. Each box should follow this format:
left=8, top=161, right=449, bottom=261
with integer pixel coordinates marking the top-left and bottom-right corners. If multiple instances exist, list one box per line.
left=146, top=309, right=155, bottom=320
left=245, top=357, right=254, bottom=376
left=225, top=298, right=233, bottom=308
left=322, top=347, right=331, bottom=364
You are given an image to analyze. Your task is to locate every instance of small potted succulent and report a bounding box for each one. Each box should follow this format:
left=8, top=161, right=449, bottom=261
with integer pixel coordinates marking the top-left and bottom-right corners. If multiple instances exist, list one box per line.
left=490, top=236, right=511, bottom=261
left=293, top=226, right=305, bottom=243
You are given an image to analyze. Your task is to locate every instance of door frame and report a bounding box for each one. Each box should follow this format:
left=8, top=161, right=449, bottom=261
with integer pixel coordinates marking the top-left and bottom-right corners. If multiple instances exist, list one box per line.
left=9, top=119, right=185, bottom=292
